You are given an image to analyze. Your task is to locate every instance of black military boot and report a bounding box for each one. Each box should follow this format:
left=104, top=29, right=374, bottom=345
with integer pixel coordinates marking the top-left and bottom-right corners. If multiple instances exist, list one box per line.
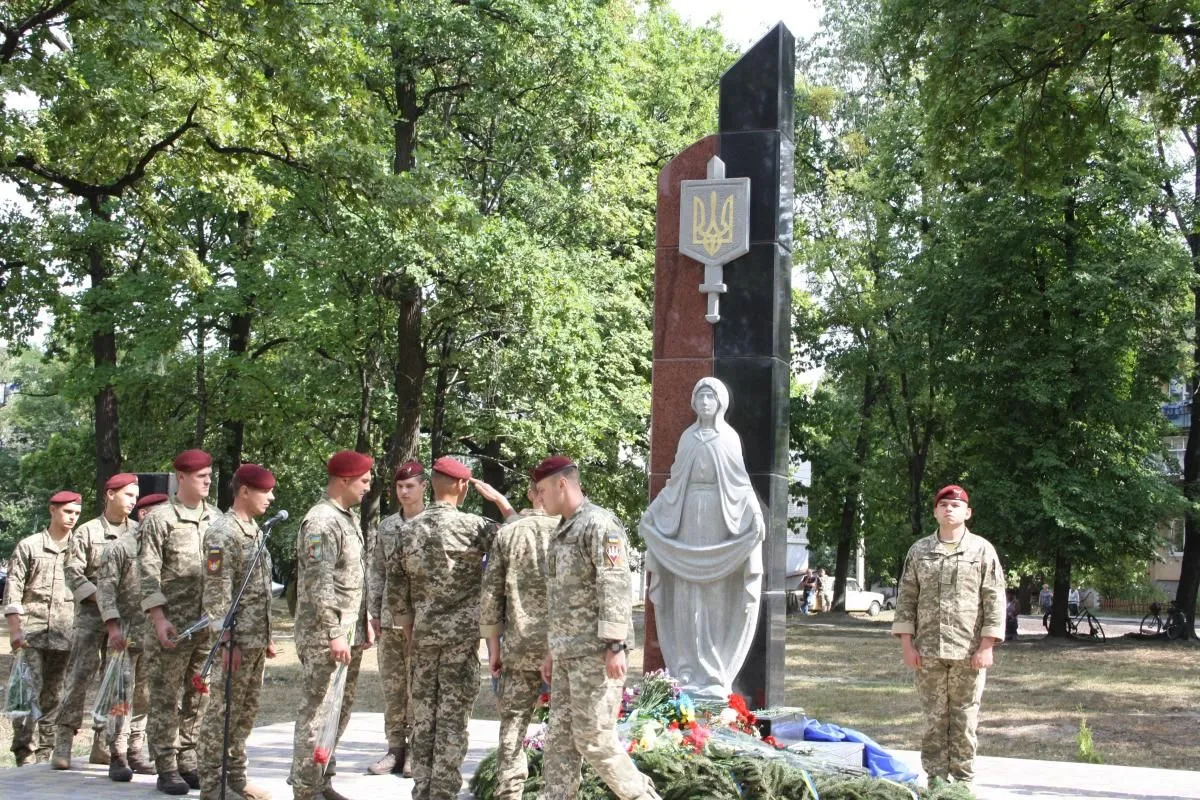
left=108, top=742, right=134, bottom=782
left=156, top=770, right=190, bottom=796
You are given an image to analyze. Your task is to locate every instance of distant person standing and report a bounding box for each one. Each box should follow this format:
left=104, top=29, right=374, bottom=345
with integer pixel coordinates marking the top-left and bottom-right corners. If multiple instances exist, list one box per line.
left=1038, top=583, right=1052, bottom=626
left=817, top=568, right=834, bottom=612
left=1068, top=587, right=1080, bottom=616
left=892, top=485, right=1005, bottom=786
left=3, top=491, right=81, bottom=765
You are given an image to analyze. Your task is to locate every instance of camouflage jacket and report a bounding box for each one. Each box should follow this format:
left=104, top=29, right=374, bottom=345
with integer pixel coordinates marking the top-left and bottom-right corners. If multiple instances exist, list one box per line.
left=96, top=529, right=146, bottom=646
left=294, top=494, right=367, bottom=650
left=891, top=530, right=1006, bottom=660
left=480, top=509, right=557, bottom=669
left=387, top=500, right=505, bottom=650
left=202, top=511, right=274, bottom=649
left=66, top=514, right=133, bottom=606
left=546, top=500, right=634, bottom=660
left=368, top=508, right=423, bottom=629
left=3, top=530, right=75, bottom=650
left=137, top=496, right=217, bottom=626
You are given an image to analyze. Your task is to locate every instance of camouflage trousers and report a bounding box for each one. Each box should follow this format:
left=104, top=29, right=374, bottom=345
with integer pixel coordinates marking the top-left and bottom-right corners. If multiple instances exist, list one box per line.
left=915, top=658, right=987, bottom=782
left=10, top=646, right=70, bottom=759
left=377, top=628, right=411, bottom=749
left=409, top=641, right=481, bottom=800
left=107, top=646, right=149, bottom=755
left=494, top=666, right=543, bottom=800
left=56, top=604, right=107, bottom=732
left=290, top=644, right=364, bottom=800
left=542, top=655, right=659, bottom=800
left=197, top=647, right=266, bottom=800
left=144, top=623, right=212, bottom=773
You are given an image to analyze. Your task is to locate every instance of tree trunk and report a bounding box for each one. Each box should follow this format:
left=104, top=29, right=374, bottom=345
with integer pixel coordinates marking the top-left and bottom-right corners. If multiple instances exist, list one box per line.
left=1047, top=549, right=1072, bottom=637
left=194, top=319, right=208, bottom=445
left=1176, top=127, right=1200, bottom=640
left=217, top=211, right=254, bottom=509
left=88, top=202, right=121, bottom=507
left=430, top=330, right=453, bottom=458
left=382, top=287, right=424, bottom=500
left=834, top=373, right=877, bottom=612
left=479, top=439, right=505, bottom=521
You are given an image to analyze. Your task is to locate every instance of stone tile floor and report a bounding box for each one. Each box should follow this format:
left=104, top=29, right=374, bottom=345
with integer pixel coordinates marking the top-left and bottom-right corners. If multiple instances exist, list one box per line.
left=0, top=714, right=1195, bottom=800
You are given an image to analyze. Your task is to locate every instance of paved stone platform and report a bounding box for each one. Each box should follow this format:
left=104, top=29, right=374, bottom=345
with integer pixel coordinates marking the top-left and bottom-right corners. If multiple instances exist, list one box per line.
left=0, top=713, right=1195, bottom=800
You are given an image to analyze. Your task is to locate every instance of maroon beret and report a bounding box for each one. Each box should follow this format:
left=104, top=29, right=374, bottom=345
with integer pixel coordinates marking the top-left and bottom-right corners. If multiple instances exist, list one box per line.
left=235, top=463, right=276, bottom=491
left=174, top=449, right=213, bottom=473
left=431, top=456, right=471, bottom=480
left=532, top=455, right=575, bottom=483
left=327, top=450, right=374, bottom=478
left=394, top=460, right=425, bottom=482
left=49, top=490, right=82, bottom=505
left=105, top=473, right=139, bottom=491
left=934, top=485, right=969, bottom=504
left=134, top=493, right=169, bottom=513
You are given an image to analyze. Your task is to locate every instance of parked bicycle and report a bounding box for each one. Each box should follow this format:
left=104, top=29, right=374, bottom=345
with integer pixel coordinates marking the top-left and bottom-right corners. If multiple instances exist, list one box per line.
left=1043, top=607, right=1106, bottom=642
left=1140, top=600, right=1187, bottom=640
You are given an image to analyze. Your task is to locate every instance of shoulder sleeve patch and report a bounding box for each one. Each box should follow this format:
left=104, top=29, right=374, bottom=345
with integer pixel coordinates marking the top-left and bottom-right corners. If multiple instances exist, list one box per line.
left=306, top=530, right=323, bottom=562
left=604, top=531, right=624, bottom=568
left=206, top=546, right=223, bottom=576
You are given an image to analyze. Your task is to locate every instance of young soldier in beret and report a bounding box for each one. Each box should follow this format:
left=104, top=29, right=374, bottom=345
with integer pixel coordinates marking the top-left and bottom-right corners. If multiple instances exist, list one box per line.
left=54, top=472, right=139, bottom=770
left=197, top=464, right=280, bottom=800
left=290, top=450, right=376, bottom=800
left=4, top=491, right=82, bottom=765
left=386, top=455, right=516, bottom=800
left=138, top=449, right=218, bottom=794
left=892, top=485, right=1006, bottom=786
left=366, top=460, right=427, bottom=777
left=535, top=458, right=660, bottom=800
left=96, top=492, right=168, bottom=780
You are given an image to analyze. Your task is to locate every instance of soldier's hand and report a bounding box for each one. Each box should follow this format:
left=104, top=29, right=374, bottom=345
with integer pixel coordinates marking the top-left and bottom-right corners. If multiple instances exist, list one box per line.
left=364, top=621, right=376, bottom=650
left=540, top=653, right=553, bottom=684
left=9, top=630, right=26, bottom=650
left=108, top=629, right=128, bottom=652
left=155, top=616, right=179, bottom=649
left=604, top=648, right=627, bottom=680
left=266, top=641, right=278, bottom=659
left=369, top=618, right=382, bottom=640
left=329, top=635, right=351, bottom=665
left=970, top=640, right=995, bottom=670
left=489, top=650, right=503, bottom=678
left=470, top=479, right=512, bottom=515
left=901, top=639, right=922, bottom=670
left=222, top=644, right=243, bottom=673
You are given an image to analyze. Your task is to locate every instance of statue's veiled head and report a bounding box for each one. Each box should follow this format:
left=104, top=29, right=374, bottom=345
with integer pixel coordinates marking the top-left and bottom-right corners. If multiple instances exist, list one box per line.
left=691, top=376, right=730, bottom=427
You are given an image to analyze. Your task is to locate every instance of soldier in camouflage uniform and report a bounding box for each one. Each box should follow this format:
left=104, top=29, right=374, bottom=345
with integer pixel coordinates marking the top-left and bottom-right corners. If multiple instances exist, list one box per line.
left=386, top=455, right=516, bottom=800
left=3, top=491, right=81, bottom=765
left=290, top=450, right=376, bottom=800
left=53, top=472, right=139, bottom=770
left=138, top=449, right=218, bottom=795
left=480, top=483, right=557, bottom=800
left=892, top=485, right=1005, bottom=786
left=197, top=464, right=279, bottom=800
left=96, top=492, right=169, bottom=780
left=535, top=457, right=660, bottom=800
left=366, top=460, right=426, bottom=777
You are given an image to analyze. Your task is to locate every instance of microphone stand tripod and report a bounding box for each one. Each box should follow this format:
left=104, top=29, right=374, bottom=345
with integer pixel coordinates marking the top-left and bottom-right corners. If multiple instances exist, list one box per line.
left=197, top=512, right=286, bottom=800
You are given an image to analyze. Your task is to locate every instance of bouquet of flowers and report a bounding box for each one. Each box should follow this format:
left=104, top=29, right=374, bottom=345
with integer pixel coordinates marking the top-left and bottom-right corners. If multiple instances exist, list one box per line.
left=91, top=648, right=133, bottom=730
left=4, top=650, right=40, bottom=721
left=312, top=630, right=355, bottom=770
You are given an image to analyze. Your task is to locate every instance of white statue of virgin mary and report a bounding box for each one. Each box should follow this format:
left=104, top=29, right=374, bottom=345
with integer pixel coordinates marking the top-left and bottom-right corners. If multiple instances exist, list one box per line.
left=639, top=376, right=765, bottom=699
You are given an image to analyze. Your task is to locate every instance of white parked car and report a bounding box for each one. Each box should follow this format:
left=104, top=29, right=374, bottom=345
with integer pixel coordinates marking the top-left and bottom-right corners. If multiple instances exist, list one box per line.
left=843, top=578, right=886, bottom=616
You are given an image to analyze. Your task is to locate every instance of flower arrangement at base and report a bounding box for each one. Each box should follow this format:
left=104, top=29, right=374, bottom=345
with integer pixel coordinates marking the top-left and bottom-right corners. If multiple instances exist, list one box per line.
left=470, top=670, right=975, bottom=800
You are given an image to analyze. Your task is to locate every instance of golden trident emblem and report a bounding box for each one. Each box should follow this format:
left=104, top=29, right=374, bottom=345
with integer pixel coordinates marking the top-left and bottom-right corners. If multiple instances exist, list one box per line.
left=692, top=190, right=736, bottom=257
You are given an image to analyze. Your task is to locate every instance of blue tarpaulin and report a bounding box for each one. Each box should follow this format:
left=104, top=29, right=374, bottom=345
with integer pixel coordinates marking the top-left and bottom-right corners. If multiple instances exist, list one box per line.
left=771, top=718, right=920, bottom=783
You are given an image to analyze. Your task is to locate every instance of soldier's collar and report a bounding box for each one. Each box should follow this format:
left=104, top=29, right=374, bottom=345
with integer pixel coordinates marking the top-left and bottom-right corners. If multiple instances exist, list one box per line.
left=170, top=496, right=212, bottom=522
left=42, top=530, right=69, bottom=553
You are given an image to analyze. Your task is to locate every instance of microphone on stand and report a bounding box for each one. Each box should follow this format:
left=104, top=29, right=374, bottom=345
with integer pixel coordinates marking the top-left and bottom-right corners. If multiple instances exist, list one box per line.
left=262, top=509, right=289, bottom=530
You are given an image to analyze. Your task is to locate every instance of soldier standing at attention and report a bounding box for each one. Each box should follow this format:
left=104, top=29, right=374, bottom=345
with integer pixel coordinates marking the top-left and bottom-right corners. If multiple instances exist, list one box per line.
left=54, top=472, right=139, bottom=770
left=534, top=457, right=660, bottom=800
left=138, top=449, right=219, bottom=795
left=290, top=450, right=376, bottom=800
left=3, top=491, right=81, bottom=765
left=366, top=459, right=427, bottom=778
left=95, top=492, right=169, bottom=780
left=891, top=485, right=1006, bottom=786
left=480, top=481, right=558, bottom=800
left=196, top=464, right=280, bottom=800
left=388, top=456, right=516, bottom=800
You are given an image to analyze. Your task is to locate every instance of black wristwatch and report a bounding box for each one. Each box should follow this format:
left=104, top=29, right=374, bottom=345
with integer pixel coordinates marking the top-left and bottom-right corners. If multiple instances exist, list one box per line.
left=605, top=640, right=626, bottom=654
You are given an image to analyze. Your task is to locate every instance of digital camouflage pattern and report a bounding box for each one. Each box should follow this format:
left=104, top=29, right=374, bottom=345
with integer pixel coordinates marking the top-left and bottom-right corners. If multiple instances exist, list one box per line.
left=546, top=501, right=634, bottom=659
left=370, top=510, right=414, bottom=750
left=368, top=511, right=408, bottom=629
left=65, top=515, right=132, bottom=604
left=492, top=667, right=543, bottom=800
left=480, top=509, right=557, bottom=670
left=289, top=644, right=365, bottom=799
left=542, top=501, right=658, bottom=800
left=202, top=511, right=273, bottom=648
left=408, top=641, right=480, bottom=800
left=136, top=497, right=217, bottom=774
left=4, top=531, right=75, bottom=651
left=293, top=495, right=367, bottom=651
left=10, top=647, right=71, bottom=760
left=96, top=529, right=149, bottom=753
left=197, top=646, right=267, bottom=800
left=892, top=529, right=1005, bottom=783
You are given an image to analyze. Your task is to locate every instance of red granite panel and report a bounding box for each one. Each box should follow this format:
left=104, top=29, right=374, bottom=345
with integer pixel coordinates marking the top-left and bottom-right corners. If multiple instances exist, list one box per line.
left=649, top=359, right=711, bottom=476
left=653, top=248, right=712, bottom=361
left=641, top=592, right=665, bottom=674
left=656, top=135, right=718, bottom=249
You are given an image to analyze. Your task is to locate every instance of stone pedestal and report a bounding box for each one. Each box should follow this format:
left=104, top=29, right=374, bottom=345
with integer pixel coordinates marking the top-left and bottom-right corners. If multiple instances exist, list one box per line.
left=644, top=24, right=794, bottom=709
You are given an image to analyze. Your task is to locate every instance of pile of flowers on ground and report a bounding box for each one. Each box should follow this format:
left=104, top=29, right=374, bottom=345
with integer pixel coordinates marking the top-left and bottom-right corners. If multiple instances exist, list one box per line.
left=471, top=670, right=974, bottom=800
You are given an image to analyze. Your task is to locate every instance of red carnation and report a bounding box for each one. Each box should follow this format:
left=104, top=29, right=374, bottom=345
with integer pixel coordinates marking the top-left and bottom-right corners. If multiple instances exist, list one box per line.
left=313, top=747, right=331, bottom=765
left=191, top=674, right=209, bottom=694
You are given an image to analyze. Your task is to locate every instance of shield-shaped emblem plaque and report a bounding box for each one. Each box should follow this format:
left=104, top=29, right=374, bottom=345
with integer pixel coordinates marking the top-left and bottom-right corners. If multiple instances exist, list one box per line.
left=677, top=156, right=750, bottom=323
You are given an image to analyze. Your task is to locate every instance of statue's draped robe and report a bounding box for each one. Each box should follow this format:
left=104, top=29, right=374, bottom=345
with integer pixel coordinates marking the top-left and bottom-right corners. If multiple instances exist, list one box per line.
left=641, top=418, right=764, bottom=698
